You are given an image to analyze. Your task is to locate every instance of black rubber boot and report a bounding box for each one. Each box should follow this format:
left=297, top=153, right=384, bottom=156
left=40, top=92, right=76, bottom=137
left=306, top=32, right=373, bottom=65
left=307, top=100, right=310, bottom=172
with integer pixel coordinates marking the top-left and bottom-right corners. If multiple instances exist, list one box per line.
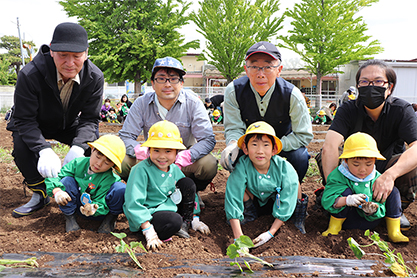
left=241, top=198, right=258, bottom=225
left=12, top=181, right=51, bottom=218
left=65, top=214, right=80, bottom=232
left=292, top=193, right=308, bottom=234
left=98, top=214, right=118, bottom=233
left=176, top=221, right=191, bottom=238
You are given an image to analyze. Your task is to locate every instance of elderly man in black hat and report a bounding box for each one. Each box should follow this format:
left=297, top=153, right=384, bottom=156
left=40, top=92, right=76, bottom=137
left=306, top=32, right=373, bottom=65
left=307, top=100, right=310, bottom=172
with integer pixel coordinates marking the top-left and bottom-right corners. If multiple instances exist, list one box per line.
left=220, top=41, right=313, bottom=233
left=7, top=22, right=104, bottom=218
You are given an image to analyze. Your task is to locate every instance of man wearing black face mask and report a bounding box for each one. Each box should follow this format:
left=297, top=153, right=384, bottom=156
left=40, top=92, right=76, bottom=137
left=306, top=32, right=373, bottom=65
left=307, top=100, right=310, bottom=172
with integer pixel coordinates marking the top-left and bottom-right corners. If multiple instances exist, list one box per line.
left=320, top=59, right=417, bottom=231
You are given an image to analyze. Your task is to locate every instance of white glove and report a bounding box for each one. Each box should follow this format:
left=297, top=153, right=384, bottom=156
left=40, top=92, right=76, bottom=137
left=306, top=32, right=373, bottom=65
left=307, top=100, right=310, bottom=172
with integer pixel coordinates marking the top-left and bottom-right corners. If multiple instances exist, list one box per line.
left=220, top=141, right=239, bottom=171
left=361, top=202, right=379, bottom=215
left=346, top=194, right=367, bottom=207
left=54, top=190, right=71, bottom=206
left=191, top=216, right=211, bottom=234
left=37, top=148, right=62, bottom=178
left=80, top=203, right=99, bottom=216
left=142, top=225, right=163, bottom=251
left=253, top=231, right=274, bottom=248
left=63, top=145, right=85, bottom=166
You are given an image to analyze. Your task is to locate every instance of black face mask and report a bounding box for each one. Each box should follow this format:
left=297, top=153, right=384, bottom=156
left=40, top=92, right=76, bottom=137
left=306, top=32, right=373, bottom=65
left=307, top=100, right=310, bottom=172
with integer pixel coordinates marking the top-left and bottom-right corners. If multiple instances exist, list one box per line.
left=358, top=86, right=386, bottom=109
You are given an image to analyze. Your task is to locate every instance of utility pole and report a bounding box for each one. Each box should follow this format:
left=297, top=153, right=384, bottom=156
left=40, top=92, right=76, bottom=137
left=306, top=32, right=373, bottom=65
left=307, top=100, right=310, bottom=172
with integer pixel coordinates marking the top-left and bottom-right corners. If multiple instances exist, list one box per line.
left=17, top=17, right=25, bottom=67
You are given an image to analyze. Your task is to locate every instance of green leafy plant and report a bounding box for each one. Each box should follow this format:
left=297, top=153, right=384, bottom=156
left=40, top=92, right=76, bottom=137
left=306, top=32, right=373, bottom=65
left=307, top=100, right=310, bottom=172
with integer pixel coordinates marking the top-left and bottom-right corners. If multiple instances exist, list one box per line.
left=348, top=230, right=417, bottom=277
left=51, top=143, right=70, bottom=159
left=0, top=257, right=38, bottom=272
left=226, top=235, right=273, bottom=273
left=111, top=232, right=147, bottom=270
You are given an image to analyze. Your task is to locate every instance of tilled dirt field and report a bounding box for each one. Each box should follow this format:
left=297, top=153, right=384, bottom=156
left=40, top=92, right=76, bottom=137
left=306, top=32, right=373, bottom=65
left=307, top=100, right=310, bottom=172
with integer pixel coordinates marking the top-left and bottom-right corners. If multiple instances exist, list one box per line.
left=0, top=119, right=416, bottom=277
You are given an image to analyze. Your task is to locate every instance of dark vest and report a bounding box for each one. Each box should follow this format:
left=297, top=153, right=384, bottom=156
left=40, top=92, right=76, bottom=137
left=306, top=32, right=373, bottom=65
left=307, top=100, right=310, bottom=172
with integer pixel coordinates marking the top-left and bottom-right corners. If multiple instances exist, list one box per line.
left=234, top=76, right=294, bottom=138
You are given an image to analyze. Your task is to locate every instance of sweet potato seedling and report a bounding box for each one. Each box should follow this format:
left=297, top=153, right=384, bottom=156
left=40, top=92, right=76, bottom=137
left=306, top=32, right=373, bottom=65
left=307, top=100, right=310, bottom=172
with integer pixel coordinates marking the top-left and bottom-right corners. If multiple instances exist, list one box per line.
left=111, top=232, right=147, bottom=270
left=348, top=230, right=417, bottom=277
left=226, top=235, right=273, bottom=273
left=0, top=257, right=38, bottom=272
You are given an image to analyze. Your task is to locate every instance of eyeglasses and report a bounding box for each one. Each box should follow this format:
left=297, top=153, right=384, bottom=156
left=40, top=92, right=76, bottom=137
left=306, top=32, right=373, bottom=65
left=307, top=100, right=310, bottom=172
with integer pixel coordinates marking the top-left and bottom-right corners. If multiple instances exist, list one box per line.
left=246, top=65, right=279, bottom=74
left=154, top=77, right=181, bottom=84
left=358, top=80, right=389, bottom=87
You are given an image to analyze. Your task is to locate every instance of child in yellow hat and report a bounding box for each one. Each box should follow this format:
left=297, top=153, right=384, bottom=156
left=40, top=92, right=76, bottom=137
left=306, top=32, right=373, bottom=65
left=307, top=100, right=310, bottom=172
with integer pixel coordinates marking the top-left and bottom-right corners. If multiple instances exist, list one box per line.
left=321, top=132, right=408, bottom=242
left=312, top=110, right=327, bottom=125
left=211, top=109, right=222, bottom=124
left=225, top=121, right=299, bottom=248
left=124, top=120, right=210, bottom=251
left=45, top=135, right=126, bottom=233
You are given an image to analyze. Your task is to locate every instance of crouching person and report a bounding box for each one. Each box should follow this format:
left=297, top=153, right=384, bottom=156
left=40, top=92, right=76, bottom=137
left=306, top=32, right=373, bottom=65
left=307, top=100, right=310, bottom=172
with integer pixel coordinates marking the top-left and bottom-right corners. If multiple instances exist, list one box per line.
left=225, top=121, right=299, bottom=248
left=45, top=135, right=126, bottom=233
left=321, top=132, right=408, bottom=243
left=123, top=121, right=210, bottom=251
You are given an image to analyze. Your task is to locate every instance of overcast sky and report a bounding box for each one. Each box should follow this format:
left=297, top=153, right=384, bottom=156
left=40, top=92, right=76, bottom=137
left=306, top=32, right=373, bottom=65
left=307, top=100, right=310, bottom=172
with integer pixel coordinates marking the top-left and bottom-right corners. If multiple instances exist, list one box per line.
left=1, top=0, right=416, bottom=61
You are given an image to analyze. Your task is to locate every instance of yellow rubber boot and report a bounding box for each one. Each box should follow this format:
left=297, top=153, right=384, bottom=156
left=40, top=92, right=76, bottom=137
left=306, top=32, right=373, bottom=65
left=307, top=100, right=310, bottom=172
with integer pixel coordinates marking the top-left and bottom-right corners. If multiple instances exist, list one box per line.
left=322, top=216, right=346, bottom=236
left=386, top=217, right=409, bottom=243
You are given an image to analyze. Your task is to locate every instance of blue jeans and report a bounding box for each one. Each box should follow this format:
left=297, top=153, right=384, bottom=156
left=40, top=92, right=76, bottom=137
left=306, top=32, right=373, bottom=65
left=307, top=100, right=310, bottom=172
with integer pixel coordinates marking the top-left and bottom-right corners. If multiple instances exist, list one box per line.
left=59, top=176, right=125, bottom=219
left=280, top=146, right=311, bottom=183
left=332, top=187, right=402, bottom=230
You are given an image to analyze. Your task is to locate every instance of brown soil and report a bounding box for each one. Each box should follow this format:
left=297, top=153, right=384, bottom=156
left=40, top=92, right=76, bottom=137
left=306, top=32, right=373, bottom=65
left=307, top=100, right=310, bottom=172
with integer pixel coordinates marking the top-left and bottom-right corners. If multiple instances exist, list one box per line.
left=1, top=119, right=416, bottom=277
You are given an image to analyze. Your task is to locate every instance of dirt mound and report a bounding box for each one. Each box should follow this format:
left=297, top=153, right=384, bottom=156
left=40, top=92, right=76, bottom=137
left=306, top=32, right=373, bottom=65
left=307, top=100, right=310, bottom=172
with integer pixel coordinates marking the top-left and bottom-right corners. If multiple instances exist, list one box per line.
left=1, top=120, right=415, bottom=277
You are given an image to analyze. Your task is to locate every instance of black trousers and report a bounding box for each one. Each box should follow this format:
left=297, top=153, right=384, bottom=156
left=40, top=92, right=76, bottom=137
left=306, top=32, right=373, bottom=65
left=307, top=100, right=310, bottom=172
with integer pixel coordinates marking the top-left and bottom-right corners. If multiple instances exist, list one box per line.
left=11, top=126, right=79, bottom=186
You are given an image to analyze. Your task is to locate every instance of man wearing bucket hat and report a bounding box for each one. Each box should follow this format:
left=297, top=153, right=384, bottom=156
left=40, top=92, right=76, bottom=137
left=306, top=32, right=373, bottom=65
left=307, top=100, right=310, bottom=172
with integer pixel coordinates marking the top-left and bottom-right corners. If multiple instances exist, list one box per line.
left=7, top=22, right=104, bottom=218
left=225, top=121, right=300, bottom=247
left=321, top=133, right=408, bottom=242
left=124, top=121, right=210, bottom=250
left=45, top=135, right=126, bottom=233
left=221, top=41, right=313, bottom=184
left=119, top=57, right=217, bottom=203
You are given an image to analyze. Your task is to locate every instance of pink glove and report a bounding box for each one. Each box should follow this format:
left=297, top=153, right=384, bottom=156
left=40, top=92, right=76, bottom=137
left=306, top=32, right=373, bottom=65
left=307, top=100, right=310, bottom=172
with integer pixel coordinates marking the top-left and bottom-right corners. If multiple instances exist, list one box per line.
left=175, top=150, right=192, bottom=169
left=134, top=145, right=149, bottom=160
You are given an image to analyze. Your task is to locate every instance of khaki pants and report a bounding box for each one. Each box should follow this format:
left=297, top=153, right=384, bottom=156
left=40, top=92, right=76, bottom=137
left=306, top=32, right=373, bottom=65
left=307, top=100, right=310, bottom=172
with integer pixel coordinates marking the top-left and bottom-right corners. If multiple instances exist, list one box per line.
left=118, top=153, right=218, bottom=191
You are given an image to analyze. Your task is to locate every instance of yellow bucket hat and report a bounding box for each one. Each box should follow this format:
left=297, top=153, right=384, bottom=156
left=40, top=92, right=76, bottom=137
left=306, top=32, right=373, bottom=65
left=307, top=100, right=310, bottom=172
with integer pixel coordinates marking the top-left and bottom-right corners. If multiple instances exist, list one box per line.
left=319, top=110, right=326, bottom=116
left=88, top=135, right=126, bottom=172
left=339, top=132, right=385, bottom=160
left=237, top=121, right=282, bottom=155
left=141, top=120, right=186, bottom=150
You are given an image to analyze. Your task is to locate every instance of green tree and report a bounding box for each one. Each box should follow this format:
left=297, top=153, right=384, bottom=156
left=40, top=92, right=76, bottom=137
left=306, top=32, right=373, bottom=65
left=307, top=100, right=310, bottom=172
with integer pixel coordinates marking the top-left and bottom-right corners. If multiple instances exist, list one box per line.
left=0, top=56, right=17, bottom=85
left=0, top=35, right=36, bottom=78
left=60, top=0, right=198, bottom=95
left=278, top=0, right=383, bottom=107
left=191, top=0, right=284, bottom=84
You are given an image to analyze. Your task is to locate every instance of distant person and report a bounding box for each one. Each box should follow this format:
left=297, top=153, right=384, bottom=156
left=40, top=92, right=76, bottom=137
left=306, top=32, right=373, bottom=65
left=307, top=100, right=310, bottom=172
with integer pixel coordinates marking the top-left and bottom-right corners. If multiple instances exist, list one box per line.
left=312, top=110, right=327, bottom=125
left=321, top=59, right=417, bottom=231
left=121, top=94, right=133, bottom=108
left=211, top=109, right=223, bottom=124
left=339, top=86, right=356, bottom=106
left=45, top=135, right=126, bottom=233
left=204, top=94, right=224, bottom=113
left=100, top=98, right=113, bottom=121
left=6, top=22, right=104, bottom=218
left=225, top=121, right=300, bottom=246
left=301, top=88, right=311, bottom=108
left=322, top=132, right=408, bottom=243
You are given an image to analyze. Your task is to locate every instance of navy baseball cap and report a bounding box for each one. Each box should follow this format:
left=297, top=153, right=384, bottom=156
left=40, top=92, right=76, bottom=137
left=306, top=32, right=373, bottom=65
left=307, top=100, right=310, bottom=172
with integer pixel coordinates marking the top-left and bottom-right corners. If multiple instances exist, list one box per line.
left=50, top=22, right=89, bottom=53
left=152, top=57, right=186, bottom=76
left=245, top=41, right=281, bottom=61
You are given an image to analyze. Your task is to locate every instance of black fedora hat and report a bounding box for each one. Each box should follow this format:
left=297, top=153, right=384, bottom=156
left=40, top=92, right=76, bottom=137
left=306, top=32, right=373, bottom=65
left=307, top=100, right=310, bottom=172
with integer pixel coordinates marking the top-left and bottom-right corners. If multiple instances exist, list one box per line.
left=50, top=22, right=89, bottom=53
